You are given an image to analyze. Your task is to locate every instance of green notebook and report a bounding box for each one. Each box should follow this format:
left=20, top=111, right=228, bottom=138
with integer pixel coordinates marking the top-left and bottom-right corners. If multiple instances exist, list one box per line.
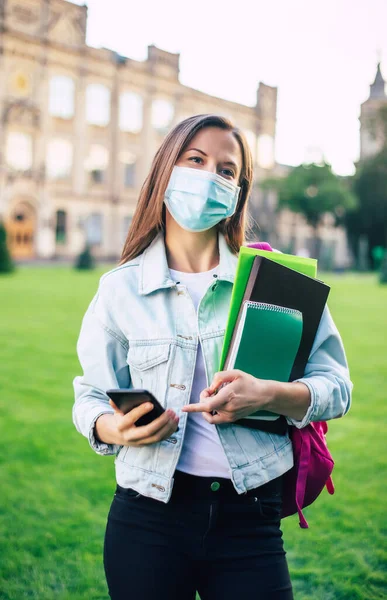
left=228, top=301, right=303, bottom=421
left=219, top=247, right=317, bottom=370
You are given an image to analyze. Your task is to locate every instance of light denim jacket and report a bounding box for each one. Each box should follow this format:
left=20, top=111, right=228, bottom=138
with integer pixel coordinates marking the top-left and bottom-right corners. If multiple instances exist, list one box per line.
left=73, top=233, right=352, bottom=502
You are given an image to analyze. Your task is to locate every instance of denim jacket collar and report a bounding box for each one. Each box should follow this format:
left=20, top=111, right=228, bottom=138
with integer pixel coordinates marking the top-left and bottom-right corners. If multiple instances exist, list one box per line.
left=138, top=231, right=238, bottom=296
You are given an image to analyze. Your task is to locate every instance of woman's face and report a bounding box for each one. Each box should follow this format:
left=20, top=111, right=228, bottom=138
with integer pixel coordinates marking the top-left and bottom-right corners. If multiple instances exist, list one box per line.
left=175, top=127, right=243, bottom=185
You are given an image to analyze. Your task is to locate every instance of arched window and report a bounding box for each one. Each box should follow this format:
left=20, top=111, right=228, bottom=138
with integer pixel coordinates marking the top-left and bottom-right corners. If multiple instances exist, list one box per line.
left=119, top=92, right=143, bottom=133
left=120, top=151, right=136, bottom=188
left=6, top=132, right=33, bottom=171
left=46, top=139, right=73, bottom=179
left=49, top=76, right=75, bottom=119
left=86, top=213, right=103, bottom=245
left=152, top=99, right=174, bottom=131
left=85, top=144, right=109, bottom=184
left=86, top=84, right=111, bottom=126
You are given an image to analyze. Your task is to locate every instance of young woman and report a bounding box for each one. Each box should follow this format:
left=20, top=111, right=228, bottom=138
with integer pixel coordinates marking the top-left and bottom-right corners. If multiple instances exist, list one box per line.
left=73, top=114, right=352, bottom=600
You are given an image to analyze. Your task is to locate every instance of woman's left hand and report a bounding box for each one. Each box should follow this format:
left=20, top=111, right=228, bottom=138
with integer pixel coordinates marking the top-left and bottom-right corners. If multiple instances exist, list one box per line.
left=182, top=370, right=275, bottom=424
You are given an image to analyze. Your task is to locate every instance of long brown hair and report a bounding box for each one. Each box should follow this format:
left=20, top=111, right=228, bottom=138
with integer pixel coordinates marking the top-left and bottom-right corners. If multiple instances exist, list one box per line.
left=120, top=114, right=253, bottom=264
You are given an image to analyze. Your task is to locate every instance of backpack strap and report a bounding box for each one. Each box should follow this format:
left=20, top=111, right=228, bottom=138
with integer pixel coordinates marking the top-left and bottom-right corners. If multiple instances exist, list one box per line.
left=294, top=431, right=311, bottom=529
left=246, top=241, right=273, bottom=252
left=326, top=475, right=335, bottom=495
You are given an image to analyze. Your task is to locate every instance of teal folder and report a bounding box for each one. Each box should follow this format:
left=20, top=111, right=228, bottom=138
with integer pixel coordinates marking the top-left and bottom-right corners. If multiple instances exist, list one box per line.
left=226, top=301, right=303, bottom=421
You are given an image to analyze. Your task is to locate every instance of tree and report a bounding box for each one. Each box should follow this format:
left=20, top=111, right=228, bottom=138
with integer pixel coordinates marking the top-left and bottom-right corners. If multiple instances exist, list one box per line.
left=350, top=147, right=387, bottom=268
left=346, top=106, right=387, bottom=269
left=0, top=222, right=15, bottom=273
left=262, top=163, right=357, bottom=259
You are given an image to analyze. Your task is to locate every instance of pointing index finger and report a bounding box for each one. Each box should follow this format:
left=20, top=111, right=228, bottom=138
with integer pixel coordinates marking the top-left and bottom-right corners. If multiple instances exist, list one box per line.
left=182, top=395, right=223, bottom=413
left=182, top=402, right=211, bottom=413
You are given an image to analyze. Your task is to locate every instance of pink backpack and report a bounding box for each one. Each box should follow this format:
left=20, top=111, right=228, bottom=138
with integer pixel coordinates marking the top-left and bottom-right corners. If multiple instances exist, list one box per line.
left=247, top=242, right=335, bottom=528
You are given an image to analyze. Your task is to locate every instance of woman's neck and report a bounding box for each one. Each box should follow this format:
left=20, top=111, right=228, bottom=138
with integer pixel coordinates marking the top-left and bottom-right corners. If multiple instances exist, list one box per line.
left=164, top=223, right=219, bottom=273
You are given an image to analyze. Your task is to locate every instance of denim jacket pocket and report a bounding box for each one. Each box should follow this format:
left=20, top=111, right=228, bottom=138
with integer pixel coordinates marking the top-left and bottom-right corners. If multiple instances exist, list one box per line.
left=127, top=342, right=173, bottom=405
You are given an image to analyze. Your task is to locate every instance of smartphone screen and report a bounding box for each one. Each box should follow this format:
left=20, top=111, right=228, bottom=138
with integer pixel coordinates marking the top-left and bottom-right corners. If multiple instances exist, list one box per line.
left=106, top=389, right=166, bottom=427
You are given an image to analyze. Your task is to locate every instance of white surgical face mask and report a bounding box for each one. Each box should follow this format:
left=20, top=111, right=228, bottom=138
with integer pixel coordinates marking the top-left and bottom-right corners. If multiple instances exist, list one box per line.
left=164, top=166, right=240, bottom=233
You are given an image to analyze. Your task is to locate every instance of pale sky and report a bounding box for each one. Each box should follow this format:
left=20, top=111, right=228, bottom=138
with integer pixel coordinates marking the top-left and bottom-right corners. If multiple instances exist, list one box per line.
left=73, top=0, right=387, bottom=175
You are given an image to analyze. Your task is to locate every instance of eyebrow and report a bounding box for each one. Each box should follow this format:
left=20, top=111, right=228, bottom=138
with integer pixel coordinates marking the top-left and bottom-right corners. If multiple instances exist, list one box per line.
left=185, top=148, right=239, bottom=170
left=222, top=160, right=239, bottom=169
left=185, top=148, right=208, bottom=156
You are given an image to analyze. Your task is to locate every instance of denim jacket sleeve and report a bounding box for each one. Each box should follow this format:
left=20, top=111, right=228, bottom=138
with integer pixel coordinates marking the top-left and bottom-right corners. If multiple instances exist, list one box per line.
left=286, top=305, right=353, bottom=429
left=72, top=278, right=130, bottom=455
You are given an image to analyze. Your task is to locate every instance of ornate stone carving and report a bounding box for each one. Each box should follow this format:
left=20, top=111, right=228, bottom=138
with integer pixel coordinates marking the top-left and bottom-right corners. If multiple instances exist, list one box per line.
left=3, top=100, right=40, bottom=128
left=9, top=70, right=32, bottom=97
left=47, top=5, right=86, bottom=47
left=5, top=0, right=40, bottom=36
left=10, top=3, right=40, bottom=26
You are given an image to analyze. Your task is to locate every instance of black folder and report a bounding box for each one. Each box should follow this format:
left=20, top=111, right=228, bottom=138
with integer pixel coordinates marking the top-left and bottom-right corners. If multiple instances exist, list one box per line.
left=227, top=255, right=330, bottom=382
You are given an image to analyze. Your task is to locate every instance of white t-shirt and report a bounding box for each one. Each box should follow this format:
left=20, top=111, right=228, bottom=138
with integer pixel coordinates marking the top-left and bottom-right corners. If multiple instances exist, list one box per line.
left=169, top=266, right=231, bottom=478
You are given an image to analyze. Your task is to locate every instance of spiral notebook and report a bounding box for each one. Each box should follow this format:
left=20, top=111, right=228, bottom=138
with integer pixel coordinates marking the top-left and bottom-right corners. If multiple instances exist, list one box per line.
left=226, top=301, right=303, bottom=422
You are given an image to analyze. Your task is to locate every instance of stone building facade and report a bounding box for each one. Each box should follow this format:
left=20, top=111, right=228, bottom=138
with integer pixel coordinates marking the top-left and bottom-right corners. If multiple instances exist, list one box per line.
left=0, top=0, right=278, bottom=259
left=0, top=0, right=350, bottom=266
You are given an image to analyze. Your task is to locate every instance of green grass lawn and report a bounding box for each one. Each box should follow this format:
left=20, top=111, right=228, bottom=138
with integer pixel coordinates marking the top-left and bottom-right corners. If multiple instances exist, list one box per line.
left=0, top=267, right=386, bottom=599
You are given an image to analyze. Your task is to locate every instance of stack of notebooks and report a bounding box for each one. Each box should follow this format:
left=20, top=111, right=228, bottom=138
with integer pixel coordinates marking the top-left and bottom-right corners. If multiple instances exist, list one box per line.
left=220, top=247, right=330, bottom=427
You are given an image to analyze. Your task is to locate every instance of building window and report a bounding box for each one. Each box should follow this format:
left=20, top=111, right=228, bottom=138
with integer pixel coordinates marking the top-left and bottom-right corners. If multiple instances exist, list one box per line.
left=121, top=216, right=132, bottom=245
left=124, top=163, right=136, bottom=187
left=86, top=213, right=103, bottom=245
left=85, top=144, right=109, bottom=184
left=120, top=151, right=136, bottom=188
left=49, top=76, right=75, bottom=119
left=257, top=135, right=275, bottom=169
left=86, top=84, right=111, bottom=126
left=152, top=99, right=174, bottom=131
left=6, top=132, right=33, bottom=171
left=55, top=210, right=67, bottom=244
left=119, top=92, right=143, bottom=133
left=46, top=139, right=73, bottom=179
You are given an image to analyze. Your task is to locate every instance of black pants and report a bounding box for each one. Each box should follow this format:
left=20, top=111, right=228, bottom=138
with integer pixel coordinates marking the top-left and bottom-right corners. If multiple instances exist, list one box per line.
left=104, top=471, right=293, bottom=600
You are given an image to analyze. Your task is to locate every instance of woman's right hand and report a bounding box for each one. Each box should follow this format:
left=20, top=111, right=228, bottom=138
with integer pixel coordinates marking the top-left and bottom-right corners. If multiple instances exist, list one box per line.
left=95, top=401, right=179, bottom=447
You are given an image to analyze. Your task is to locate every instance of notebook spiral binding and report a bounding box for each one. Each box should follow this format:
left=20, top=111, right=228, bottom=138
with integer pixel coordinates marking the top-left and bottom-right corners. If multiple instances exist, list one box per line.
left=245, top=301, right=301, bottom=317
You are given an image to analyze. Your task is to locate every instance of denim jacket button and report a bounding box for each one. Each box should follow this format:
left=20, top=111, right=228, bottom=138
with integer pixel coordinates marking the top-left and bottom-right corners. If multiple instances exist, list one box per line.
left=170, top=383, right=186, bottom=390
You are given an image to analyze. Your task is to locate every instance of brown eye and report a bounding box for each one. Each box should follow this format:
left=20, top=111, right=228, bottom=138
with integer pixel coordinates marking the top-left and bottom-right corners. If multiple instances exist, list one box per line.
left=219, top=168, right=235, bottom=179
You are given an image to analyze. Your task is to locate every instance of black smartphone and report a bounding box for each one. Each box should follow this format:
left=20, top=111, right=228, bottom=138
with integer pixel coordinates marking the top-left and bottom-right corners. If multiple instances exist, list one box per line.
left=106, top=388, right=167, bottom=428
